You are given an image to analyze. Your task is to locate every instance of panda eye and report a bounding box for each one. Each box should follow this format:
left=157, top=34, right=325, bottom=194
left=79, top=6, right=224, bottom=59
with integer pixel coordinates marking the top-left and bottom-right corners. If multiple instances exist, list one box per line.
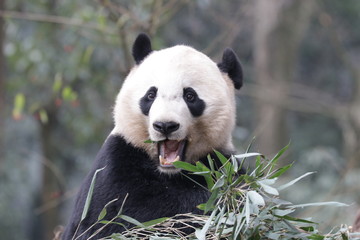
left=185, top=92, right=195, bottom=103
left=147, top=91, right=156, bottom=101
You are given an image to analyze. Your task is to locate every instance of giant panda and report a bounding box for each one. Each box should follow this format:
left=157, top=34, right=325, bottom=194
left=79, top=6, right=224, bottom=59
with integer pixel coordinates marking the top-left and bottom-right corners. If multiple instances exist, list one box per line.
left=62, top=33, right=243, bottom=239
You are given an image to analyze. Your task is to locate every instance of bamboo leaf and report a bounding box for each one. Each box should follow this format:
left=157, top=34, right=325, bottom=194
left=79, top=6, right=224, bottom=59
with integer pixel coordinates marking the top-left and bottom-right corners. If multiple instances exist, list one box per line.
left=234, top=152, right=263, bottom=159
left=81, top=166, right=106, bottom=221
left=270, top=163, right=292, bottom=179
left=275, top=214, right=316, bottom=224
left=273, top=208, right=295, bottom=216
left=196, top=161, right=210, bottom=172
left=277, top=172, right=315, bottom=191
left=98, top=220, right=125, bottom=227
left=269, top=142, right=290, bottom=172
left=211, top=175, right=225, bottom=191
left=142, top=217, right=169, bottom=227
left=291, top=201, right=348, bottom=209
left=119, top=215, right=145, bottom=228
left=204, top=189, right=219, bottom=213
left=245, top=193, right=250, bottom=226
left=214, top=149, right=228, bottom=165
left=97, top=197, right=119, bottom=221
left=308, top=234, right=325, bottom=240
left=196, top=209, right=218, bottom=240
left=231, top=155, right=238, bottom=172
left=172, top=161, right=198, bottom=172
left=98, top=208, right=107, bottom=221
left=257, top=179, right=279, bottom=196
left=207, top=154, right=215, bottom=172
left=247, top=191, right=265, bottom=206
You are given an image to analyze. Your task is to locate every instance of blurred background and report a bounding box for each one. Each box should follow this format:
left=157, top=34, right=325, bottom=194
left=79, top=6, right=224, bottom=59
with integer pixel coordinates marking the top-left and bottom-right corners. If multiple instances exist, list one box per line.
left=0, top=0, right=360, bottom=239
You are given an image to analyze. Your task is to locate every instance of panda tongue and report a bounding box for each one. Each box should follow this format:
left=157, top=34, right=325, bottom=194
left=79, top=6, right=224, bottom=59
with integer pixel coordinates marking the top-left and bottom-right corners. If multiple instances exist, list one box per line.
left=164, top=140, right=180, bottom=163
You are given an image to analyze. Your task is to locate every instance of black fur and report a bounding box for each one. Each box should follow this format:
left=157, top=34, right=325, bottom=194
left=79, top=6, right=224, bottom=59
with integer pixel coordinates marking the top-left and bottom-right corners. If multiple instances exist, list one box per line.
left=183, top=87, right=206, bottom=117
left=132, top=33, right=153, bottom=65
left=62, top=135, right=230, bottom=239
left=217, top=48, right=243, bottom=90
left=139, top=86, right=157, bottom=116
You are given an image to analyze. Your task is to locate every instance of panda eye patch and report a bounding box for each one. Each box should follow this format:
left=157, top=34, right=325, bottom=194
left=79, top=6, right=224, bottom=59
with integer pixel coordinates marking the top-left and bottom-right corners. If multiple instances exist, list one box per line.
left=139, top=86, right=157, bottom=116
left=183, top=87, right=206, bottom=117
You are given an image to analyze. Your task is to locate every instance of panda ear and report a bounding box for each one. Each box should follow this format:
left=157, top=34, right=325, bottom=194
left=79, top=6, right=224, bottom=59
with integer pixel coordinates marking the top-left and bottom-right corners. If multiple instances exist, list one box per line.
left=217, top=48, right=243, bottom=90
left=132, top=33, right=153, bottom=65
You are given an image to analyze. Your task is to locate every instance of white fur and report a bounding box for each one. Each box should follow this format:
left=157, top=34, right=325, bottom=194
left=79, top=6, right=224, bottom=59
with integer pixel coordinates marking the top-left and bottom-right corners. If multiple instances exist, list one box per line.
left=112, top=45, right=236, bottom=173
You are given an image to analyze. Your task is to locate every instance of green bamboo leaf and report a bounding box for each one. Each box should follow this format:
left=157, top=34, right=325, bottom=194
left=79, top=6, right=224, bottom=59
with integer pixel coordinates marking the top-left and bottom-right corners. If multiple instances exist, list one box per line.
left=308, top=234, right=325, bottom=240
left=291, top=201, right=348, bottom=209
left=195, top=208, right=218, bottom=240
left=269, top=142, right=290, bottom=172
left=197, top=203, right=206, bottom=211
left=207, top=154, right=215, bottom=172
left=196, top=161, right=210, bottom=172
left=231, top=155, right=238, bottom=172
left=81, top=166, right=106, bottom=221
left=192, top=171, right=211, bottom=175
left=277, top=172, right=315, bottom=191
left=270, top=163, right=293, bottom=179
left=211, top=175, right=225, bottom=191
left=234, top=153, right=263, bottom=159
left=300, top=226, right=315, bottom=232
left=257, top=179, right=279, bottom=195
left=275, top=214, right=316, bottom=224
left=119, top=214, right=145, bottom=228
left=204, top=189, right=219, bottom=213
left=214, top=149, right=229, bottom=165
left=172, top=161, right=198, bottom=172
left=117, top=193, right=129, bottom=216
left=98, top=220, right=125, bottom=227
left=273, top=208, right=295, bottom=216
left=247, top=191, right=265, bottom=206
left=245, top=193, right=250, bottom=225
left=142, top=217, right=169, bottom=228
left=97, top=197, right=119, bottom=221
left=98, top=208, right=107, bottom=221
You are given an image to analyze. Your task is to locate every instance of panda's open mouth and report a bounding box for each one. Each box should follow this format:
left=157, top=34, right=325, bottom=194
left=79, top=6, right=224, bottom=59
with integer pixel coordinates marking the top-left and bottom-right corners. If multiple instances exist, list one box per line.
left=158, top=140, right=187, bottom=167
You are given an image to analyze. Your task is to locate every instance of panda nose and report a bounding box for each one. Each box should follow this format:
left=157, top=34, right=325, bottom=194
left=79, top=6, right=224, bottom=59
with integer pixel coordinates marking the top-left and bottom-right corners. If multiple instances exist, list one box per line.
left=153, top=121, right=180, bottom=135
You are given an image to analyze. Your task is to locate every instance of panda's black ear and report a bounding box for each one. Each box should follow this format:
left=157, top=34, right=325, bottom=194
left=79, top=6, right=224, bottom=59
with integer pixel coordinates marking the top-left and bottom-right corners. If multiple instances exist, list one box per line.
left=217, top=48, right=243, bottom=90
left=132, top=33, right=153, bottom=65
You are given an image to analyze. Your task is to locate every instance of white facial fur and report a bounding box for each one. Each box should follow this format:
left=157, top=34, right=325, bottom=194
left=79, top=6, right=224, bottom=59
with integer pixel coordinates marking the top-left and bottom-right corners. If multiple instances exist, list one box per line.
left=112, top=45, right=237, bottom=172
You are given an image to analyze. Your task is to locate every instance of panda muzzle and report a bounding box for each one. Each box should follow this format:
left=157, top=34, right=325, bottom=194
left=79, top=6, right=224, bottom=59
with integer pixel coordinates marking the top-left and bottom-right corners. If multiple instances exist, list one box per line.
left=158, top=140, right=186, bottom=167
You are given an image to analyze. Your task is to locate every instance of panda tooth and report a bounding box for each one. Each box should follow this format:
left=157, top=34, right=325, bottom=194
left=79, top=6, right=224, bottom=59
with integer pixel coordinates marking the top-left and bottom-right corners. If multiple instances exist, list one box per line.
left=174, top=156, right=180, bottom=162
left=159, top=155, right=165, bottom=165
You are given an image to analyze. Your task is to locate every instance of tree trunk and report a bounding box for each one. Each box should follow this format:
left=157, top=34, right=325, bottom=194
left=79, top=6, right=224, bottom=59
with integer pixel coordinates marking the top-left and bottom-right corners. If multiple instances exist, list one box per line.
left=0, top=0, right=5, bottom=166
left=38, top=106, right=63, bottom=240
left=38, top=1, right=62, bottom=239
left=254, top=0, right=314, bottom=156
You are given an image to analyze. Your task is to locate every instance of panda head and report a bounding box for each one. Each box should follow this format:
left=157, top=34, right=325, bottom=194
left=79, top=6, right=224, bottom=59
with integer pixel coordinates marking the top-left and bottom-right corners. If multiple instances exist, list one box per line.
left=112, top=33, right=243, bottom=174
